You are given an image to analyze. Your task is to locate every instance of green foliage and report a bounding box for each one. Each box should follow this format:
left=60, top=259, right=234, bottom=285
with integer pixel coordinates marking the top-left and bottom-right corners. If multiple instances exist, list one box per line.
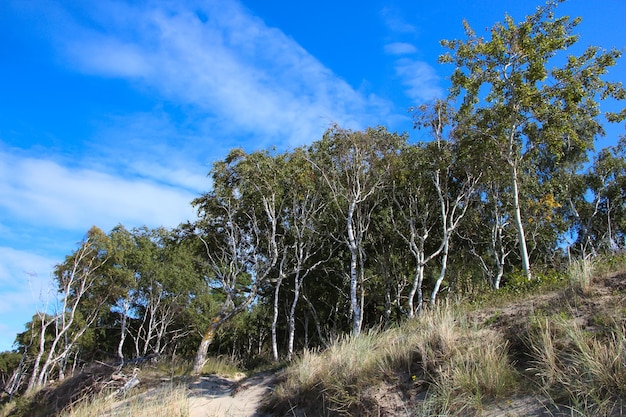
left=571, top=137, right=626, bottom=254
left=0, top=351, right=21, bottom=376
left=501, top=268, right=567, bottom=295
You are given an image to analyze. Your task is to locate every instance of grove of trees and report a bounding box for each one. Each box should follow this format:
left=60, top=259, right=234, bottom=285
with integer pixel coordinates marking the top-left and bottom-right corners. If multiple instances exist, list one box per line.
left=2, top=0, right=624, bottom=398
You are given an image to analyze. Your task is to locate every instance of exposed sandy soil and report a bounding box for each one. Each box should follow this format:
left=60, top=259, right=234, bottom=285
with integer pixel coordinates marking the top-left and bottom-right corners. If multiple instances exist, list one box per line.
left=187, top=371, right=277, bottom=417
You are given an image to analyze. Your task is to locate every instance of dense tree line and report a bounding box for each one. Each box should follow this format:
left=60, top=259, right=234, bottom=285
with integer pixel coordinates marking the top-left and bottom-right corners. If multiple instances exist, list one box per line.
left=2, top=0, right=624, bottom=398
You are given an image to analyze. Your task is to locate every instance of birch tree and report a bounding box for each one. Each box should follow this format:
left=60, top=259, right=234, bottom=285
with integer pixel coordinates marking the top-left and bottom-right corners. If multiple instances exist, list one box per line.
left=192, top=149, right=280, bottom=374
left=309, top=126, right=405, bottom=335
left=468, top=183, right=516, bottom=289
left=412, top=101, right=481, bottom=305
left=391, top=144, right=443, bottom=317
left=27, top=227, right=113, bottom=391
left=283, top=149, right=329, bottom=360
left=108, top=225, right=136, bottom=361
left=579, top=137, right=626, bottom=252
left=440, top=0, right=625, bottom=279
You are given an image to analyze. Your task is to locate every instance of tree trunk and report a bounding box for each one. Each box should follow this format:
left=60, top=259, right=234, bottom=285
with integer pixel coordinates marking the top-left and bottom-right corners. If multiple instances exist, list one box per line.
left=192, top=317, right=223, bottom=375
left=431, top=236, right=449, bottom=305
left=271, top=272, right=284, bottom=362
left=287, top=271, right=301, bottom=361
left=511, top=163, right=531, bottom=280
left=26, top=316, right=48, bottom=392
left=347, top=201, right=362, bottom=335
left=407, top=261, right=424, bottom=318
left=303, top=294, right=325, bottom=348
left=117, top=301, right=129, bottom=361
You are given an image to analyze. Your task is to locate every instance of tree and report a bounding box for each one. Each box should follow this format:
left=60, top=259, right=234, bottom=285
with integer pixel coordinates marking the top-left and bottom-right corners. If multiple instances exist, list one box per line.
left=108, top=225, right=136, bottom=361
left=578, top=137, right=626, bottom=253
left=440, top=0, right=625, bottom=279
left=411, top=101, right=481, bottom=305
left=126, top=227, right=202, bottom=358
left=391, top=144, right=443, bottom=316
left=462, top=181, right=516, bottom=289
left=27, top=227, right=114, bottom=391
left=191, top=149, right=280, bottom=374
left=0, top=350, right=24, bottom=400
left=309, top=126, right=405, bottom=335
left=281, top=148, right=329, bottom=360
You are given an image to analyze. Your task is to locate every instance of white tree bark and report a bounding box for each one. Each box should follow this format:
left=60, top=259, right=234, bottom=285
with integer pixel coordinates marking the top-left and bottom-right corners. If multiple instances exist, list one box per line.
left=28, top=234, right=109, bottom=391
left=271, top=253, right=288, bottom=362
left=430, top=169, right=479, bottom=305
left=510, top=162, right=532, bottom=279
left=193, top=192, right=279, bottom=375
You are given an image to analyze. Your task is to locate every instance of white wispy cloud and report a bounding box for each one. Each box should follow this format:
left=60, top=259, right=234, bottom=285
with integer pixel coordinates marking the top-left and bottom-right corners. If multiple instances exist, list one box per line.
left=384, top=42, right=418, bottom=55
left=380, top=7, right=418, bottom=34
left=380, top=9, right=442, bottom=104
left=56, top=0, right=394, bottom=148
left=394, top=58, right=443, bottom=103
left=0, top=150, right=197, bottom=231
left=87, top=111, right=214, bottom=192
left=70, top=38, right=152, bottom=78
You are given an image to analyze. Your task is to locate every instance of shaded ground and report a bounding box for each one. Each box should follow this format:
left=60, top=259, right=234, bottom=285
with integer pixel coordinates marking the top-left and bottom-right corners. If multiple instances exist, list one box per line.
left=188, top=371, right=277, bottom=417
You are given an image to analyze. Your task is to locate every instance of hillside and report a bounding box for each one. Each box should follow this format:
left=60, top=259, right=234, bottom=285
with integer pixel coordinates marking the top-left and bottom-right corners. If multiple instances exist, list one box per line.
left=2, top=259, right=624, bottom=417
left=266, top=262, right=626, bottom=416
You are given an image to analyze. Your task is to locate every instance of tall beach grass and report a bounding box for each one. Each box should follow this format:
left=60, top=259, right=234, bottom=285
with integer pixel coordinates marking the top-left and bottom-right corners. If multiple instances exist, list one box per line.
left=271, top=304, right=518, bottom=415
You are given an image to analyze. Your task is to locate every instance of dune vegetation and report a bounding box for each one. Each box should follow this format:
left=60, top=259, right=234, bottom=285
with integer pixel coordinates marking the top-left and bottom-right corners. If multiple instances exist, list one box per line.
left=2, top=1, right=626, bottom=416
left=266, top=255, right=626, bottom=416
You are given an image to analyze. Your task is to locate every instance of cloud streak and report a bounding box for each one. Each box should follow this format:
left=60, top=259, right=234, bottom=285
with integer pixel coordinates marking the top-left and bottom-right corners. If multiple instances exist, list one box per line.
left=58, top=0, right=395, bottom=148
left=385, top=42, right=418, bottom=55
left=380, top=7, right=442, bottom=104
left=0, top=150, right=197, bottom=231
left=394, top=58, right=442, bottom=103
left=0, top=247, right=58, bottom=350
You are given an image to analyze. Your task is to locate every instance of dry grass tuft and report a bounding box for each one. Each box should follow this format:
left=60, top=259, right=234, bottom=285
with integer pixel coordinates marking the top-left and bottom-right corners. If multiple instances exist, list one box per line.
left=568, top=258, right=595, bottom=295
left=527, top=315, right=626, bottom=415
left=200, top=356, right=244, bottom=378
left=59, top=383, right=189, bottom=417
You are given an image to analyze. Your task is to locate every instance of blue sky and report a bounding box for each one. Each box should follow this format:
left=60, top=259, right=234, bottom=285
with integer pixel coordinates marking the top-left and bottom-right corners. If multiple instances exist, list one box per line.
left=0, top=0, right=624, bottom=351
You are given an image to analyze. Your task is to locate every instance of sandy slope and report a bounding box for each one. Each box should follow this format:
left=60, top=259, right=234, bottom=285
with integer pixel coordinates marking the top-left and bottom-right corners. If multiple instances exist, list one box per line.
left=188, top=372, right=276, bottom=417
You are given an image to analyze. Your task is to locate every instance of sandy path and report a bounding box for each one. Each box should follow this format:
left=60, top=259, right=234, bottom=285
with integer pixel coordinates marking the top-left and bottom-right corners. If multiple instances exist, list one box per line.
left=188, top=372, right=276, bottom=417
